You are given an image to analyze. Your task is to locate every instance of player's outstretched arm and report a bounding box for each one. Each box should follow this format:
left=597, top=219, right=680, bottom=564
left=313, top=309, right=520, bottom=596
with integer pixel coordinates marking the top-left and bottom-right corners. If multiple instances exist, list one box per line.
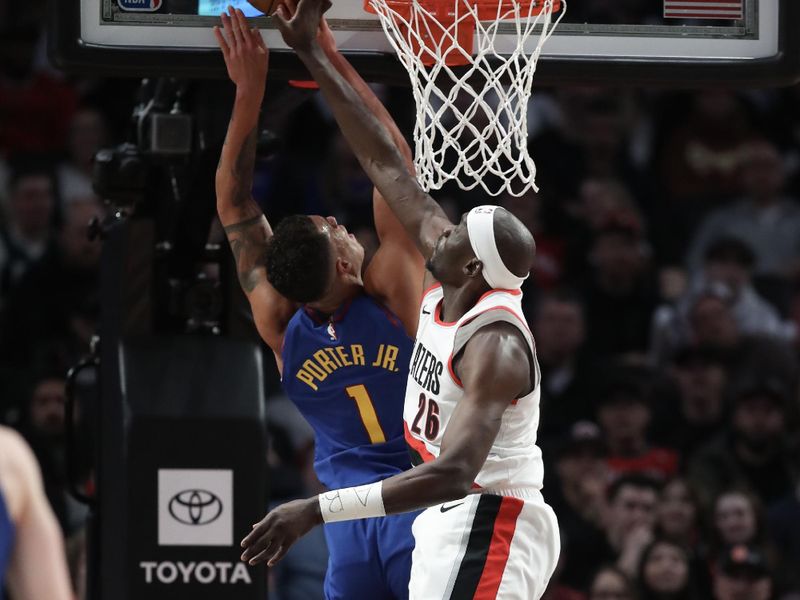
left=215, top=8, right=296, bottom=360
left=240, top=322, right=531, bottom=566
left=314, top=18, right=425, bottom=332
left=273, top=0, right=452, bottom=260
left=0, top=427, right=73, bottom=600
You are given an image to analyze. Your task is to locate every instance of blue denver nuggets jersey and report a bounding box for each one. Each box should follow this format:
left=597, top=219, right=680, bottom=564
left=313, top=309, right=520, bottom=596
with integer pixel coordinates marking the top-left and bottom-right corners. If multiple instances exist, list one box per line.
left=282, top=293, right=413, bottom=489
left=0, top=487, right=13, bottom=600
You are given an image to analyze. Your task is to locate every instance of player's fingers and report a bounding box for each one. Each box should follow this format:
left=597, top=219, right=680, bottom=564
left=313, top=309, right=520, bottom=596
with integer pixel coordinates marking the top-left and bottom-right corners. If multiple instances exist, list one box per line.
left=235, top=9, right=253, bottom=47
left=252, top=27, right=268, bottom=51
left=248, top=547, right=273, bottom=566
left=221, top=11, right=234, bottom=43
left=240, top=534, right=271, bottom=562
left=213, top=25, right=230, bottom=55
left=240, top=522, right=267, bottom=548
left=272, top=5, right=290, bottom=31
left=267, top=545, right=287, bottom=567
left=228, top=6, right=245, bottom=47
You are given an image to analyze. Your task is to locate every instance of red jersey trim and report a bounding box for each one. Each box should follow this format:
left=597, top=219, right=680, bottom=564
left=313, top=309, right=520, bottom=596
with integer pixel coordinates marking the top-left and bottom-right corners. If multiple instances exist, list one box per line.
left=473, top=497, right=524, bottom=599
left=404, top=422, right=436, bottom=463
left=477, top=288, right=523, bottom=303
left=421, top=283, right=442, bottom=307
left=434, top=300, right=459, bottom=327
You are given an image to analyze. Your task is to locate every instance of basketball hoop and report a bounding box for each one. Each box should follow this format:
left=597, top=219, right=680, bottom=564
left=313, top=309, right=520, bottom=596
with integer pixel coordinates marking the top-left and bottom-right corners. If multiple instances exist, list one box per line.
left=366, top=0, right=564, bottom=196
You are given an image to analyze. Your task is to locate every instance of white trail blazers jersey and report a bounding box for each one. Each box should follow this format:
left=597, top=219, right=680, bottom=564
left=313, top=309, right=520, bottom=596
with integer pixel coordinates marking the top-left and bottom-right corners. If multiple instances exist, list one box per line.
left=403, top=284, right=544, bottom=491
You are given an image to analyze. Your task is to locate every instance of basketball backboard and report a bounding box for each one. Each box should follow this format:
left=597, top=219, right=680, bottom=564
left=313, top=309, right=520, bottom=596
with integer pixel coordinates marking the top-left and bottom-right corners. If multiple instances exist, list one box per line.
left=50, top=0, right=800, bottom=86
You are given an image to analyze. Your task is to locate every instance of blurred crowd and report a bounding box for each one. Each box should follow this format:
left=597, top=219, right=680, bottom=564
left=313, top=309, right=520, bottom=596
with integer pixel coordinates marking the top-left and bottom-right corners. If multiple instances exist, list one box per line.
left=3, top=1, right=800, bottom=600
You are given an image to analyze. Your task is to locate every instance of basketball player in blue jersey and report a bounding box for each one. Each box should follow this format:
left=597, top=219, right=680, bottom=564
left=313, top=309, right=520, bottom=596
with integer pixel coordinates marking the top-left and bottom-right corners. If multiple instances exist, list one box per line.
left=213, top=8, right=424, bottom=599
left=0, top=426, right=73, bottom=600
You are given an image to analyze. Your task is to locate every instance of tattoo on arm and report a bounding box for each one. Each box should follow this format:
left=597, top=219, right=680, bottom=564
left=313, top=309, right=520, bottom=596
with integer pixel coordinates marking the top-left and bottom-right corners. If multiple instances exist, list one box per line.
left=229, top=127, right=258, bottom=207
left=224, top=215, right=270, bottom=293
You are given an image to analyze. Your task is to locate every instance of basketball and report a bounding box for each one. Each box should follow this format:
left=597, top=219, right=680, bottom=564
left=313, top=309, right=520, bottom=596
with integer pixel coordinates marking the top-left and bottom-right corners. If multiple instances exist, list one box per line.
left=247, top=0, right=281, bottom=15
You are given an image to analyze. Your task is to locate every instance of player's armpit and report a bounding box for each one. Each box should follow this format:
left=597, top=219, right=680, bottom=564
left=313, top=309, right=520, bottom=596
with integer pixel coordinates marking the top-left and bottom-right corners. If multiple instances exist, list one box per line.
left=364, top=235, right=424, bottom=336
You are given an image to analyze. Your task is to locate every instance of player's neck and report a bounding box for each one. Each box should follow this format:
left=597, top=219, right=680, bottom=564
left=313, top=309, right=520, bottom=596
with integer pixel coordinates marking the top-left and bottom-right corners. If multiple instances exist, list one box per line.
left=439, top=282, right=489, bottom=323
left=307, top=282, right=363, bottom=316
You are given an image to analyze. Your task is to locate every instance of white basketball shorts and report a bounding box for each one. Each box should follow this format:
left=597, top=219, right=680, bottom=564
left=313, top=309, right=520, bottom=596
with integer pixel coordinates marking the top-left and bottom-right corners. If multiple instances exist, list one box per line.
left=408, top=490, right=560, bottom=600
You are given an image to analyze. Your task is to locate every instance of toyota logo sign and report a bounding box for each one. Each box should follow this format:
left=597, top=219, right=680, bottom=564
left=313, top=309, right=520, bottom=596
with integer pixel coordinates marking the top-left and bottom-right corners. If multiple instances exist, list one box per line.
left=168, top=489, right=223, bottom=526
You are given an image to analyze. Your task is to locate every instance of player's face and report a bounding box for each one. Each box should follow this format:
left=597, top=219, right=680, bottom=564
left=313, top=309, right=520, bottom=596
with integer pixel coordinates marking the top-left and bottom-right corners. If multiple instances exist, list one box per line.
left=427, top=213, right=473, bottom=284
left=310, top=215, right=365, bottom=278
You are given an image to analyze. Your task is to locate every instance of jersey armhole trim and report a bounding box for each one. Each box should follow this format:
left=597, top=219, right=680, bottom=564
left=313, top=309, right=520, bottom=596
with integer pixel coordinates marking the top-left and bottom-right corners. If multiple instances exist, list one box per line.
left=450, top=306, right=533, bottom=402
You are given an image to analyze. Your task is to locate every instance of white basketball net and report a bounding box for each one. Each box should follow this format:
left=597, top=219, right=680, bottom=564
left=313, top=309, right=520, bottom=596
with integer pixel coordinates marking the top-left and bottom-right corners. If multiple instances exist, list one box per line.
left=369, top=0, right=564, bottom=196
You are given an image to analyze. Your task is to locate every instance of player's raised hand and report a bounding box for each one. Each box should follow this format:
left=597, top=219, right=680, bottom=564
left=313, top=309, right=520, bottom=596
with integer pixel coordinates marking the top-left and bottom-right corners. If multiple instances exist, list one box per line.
left=278, top=0, right=337, bottom=53
left=214, top=7, right=269, bottom=95
left=240, top=497, right=322, bottom=567
left=272, top=0, right=332, bottom=51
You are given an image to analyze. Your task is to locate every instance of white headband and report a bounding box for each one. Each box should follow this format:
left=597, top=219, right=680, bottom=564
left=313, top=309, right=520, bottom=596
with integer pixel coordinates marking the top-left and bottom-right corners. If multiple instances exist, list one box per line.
left=466, top=206, right=529, bottom=290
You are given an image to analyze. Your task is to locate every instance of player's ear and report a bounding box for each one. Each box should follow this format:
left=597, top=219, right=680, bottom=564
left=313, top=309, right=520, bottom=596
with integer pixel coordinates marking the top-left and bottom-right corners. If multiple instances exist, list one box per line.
left=336, top=257, right=354, bottom=276
left=464, top=257, right=482, bottom=279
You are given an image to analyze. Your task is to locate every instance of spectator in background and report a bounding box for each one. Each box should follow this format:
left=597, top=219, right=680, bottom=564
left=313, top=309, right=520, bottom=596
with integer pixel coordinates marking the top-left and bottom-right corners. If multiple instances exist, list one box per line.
left=0, top=196, right=104, bottom=370
left=652, top=238, right=796, bottom=362
left=596, top=373, right=678, bottom=482
left=657, top=479, right=701, bottom=549
left=652, top=346, right=729, bottom=460
left=689, top=379, right=797, bottom=508
left=546, top=422, right=610, bottom=593
left=588, top=566, right=638, bottom=600
left=57, top=107, right=108, bottom=203
left=687, top=140, right=800, bottom=281
left=637, top=539, right=696, bottom=600
left=657, top=479, right=711, bottom=597
left=711, top=489, right=764, bottom=550
left=682, top=285, right=798, bottom=387
left=702, top=237, right=795, bottom=340
left=534, top=291, right=594, bottom=445
left=0, top=24, right=78, bottom=156
left=582, top=217, right=658, bottom=356
left=712, top=544, right=772, bottom=600
left=660, top=91, right=756, bottom=204
left=0, top=161, right=56, bottom=296
left=15, top=371, right=89, bottom=540
left=560, top=474, right=661, bottom=590
left=531, top=88, right=641, bottom=203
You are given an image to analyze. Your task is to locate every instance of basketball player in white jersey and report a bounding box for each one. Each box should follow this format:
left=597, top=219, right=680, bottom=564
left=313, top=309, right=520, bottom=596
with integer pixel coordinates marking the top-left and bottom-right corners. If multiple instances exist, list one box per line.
left=241, top=0, right=561, bottom=597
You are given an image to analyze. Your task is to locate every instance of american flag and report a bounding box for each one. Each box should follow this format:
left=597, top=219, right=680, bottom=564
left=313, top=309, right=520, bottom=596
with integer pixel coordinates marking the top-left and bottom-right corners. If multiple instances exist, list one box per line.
left=663, top=0, right=744, bottom=20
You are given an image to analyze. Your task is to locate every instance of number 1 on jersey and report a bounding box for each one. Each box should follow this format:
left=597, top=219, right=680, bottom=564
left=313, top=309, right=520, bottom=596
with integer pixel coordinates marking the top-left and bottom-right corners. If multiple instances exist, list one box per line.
left=346, top=384, right=387, bottom=444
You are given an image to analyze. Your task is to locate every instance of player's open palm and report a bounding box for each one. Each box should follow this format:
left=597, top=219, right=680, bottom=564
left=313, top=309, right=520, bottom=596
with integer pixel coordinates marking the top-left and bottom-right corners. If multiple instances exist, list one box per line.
left=214, top=7, right=269, bottom=93
left=273, top=0, right=331, bottom=51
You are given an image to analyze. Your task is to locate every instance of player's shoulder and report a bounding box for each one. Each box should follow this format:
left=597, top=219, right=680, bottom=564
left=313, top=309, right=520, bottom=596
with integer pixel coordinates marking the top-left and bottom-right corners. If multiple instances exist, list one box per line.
left=0, top=426, right=38, bottom=476
left=0, top=426, right=40, bottom=519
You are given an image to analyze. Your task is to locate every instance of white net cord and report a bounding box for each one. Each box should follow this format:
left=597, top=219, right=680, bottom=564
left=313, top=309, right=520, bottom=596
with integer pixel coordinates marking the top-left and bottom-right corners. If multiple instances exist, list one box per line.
left=369, top=0, right=565, bottom=196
